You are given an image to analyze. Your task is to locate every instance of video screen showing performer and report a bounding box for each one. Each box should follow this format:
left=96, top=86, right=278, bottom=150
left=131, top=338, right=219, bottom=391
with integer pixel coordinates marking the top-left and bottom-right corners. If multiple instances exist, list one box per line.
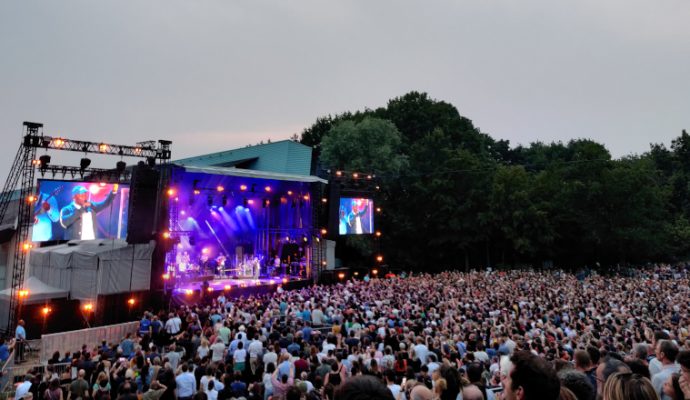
left=338, top=197, right=374, bottom=235
left=31, top=180, right=129, bottom=242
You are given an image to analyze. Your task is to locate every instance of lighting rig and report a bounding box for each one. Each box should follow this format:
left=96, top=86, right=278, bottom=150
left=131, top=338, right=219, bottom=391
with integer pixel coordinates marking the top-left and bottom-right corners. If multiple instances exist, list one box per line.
left=0, top=122, right=172, bottom=334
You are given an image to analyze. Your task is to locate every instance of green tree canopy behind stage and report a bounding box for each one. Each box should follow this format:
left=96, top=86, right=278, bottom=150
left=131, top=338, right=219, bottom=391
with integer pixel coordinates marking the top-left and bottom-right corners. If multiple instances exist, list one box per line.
left=301, top=92, right=689, bottom=270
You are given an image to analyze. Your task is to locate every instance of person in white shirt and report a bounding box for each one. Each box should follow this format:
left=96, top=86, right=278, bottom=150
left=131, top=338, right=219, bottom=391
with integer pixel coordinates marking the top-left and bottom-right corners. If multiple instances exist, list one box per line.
left=15, top=374, right=33, bottom=400
left=652, top=340, right=680, bottom=400
left=165, top=313, right=182, bottom=336
left=263, top=345, right=278, bottom=367
left=210, top=337, right=226, bottom=363
left=413, top=338, right=429, bottom=367
left=175, top=364, right=196, bottom=400
left=248, top=335, right=264, bottom=373
left=59, top=185, right=117, bottom=240
left=385, top=370, right=405, bottom=400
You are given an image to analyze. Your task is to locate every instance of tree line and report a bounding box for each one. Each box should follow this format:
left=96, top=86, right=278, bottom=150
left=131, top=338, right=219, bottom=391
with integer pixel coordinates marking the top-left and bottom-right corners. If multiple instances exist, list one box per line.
left=298, top=91, right=690, bottom=271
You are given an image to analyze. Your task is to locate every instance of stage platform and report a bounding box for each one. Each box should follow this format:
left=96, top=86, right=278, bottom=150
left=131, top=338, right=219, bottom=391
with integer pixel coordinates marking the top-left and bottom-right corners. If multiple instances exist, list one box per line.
left=170, top=276, right=312, bottom=303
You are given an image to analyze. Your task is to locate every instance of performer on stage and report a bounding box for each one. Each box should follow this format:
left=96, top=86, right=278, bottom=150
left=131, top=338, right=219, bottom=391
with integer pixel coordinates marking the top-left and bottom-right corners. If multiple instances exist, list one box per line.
left=273, top=254, right=281, bottom=276
left=176, top=251, right=191, bottom=276
left=59, top=185, right=118, bottom=240
left=216, top=255, right=227, bottom=277
left=347, top=199, right=369, bottom=234
left=252, top=256, right=260, bottom=279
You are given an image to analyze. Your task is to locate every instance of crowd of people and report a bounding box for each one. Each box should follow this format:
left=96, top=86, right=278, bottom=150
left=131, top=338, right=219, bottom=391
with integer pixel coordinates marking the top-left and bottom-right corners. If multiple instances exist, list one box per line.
left=10, top=266, right=690, bottom=400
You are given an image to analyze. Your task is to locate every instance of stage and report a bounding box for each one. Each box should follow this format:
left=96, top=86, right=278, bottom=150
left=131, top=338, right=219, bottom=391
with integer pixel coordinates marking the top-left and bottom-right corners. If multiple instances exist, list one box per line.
left=160, top=164, right=327, bottom=300
left=169, top=275, right=312, bottom=303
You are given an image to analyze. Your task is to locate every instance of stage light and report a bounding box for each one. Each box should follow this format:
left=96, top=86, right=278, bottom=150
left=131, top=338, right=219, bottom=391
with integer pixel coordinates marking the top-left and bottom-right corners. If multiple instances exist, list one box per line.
left=321, top=198, right=327, bottom=203
left=287, top=191, right=293, bottom=195
left=99, top=182, right=106, bottom=187
left=202, top=247, right=209, bottom=254
left=52, top=138, right=66, bottom=147
left=354, top=271, right=359, bottom=276
left=376, top=186, right=380, bottom=190
left=269, top=279, right=275, bottom=285
left=42, top=306, right=52, bottom=316
left=22, top=243, right=32, bottom=252
left=367, top=175, right=372, bottom=180
left=217, top=185, right=224, bottom=192
left=264, top=186, right=271, bottom=192
left=303, top=236, right=308, bottom=242
left=207, top=287, right=214, bottom=292
left=162, top=273, right=170, bottom=280
left=183, top=289, right=192, bottom=295
left=180, top=210, right=186, bottom=216
left=32, top=159, right=41, bottom=166
left=162, top=231, right=171, bottom=239
left=376, top=207, right=382, bottom=213
left=89, top=184, right=101, bottom=195
left=372, top=268, right=379, bottom=275
left=240, top=184, right=247, bottom=191
left=83, top=303, right=93, bottom=312
left=39, top=155, right=51, bottom=170
left=376, top=255, right=383, bottom=262
left=353, top=173, right=359, bottom=179
left=80, top=158, right=91, bottom=170
left=116, top=161, right=126, bottom=173
left=134, top=147, right=142, bottom=155
left=263, top=199, right=270, bottom=208
left=282, top=278, right=288, bottom=284
left=99, top=143, right=108, bottom=153
left=167, top=188, right=175, bottom=197
left=224, top=285, right=231, bottom=291
left=322, top=260, right=327, bottom=266
left=285, top=236, right=290, bottom=241
left=336, top=171, right=342, bottom=177
left=320, top=229, right=327, bottom=235
left=375, top=231, right=382, bottom=237
left=27, top=195, right=36, bottom=203
left=247, top=199, right=254, bottom=205
left=18, top=290, right=29, bottom=298
left=338, top=272, right=345, bottom=280
left=193, top=190, right=201, bottom=195
left=303, top=195, right=309, bottom=201
left=127, top=298, right=136, bottom=306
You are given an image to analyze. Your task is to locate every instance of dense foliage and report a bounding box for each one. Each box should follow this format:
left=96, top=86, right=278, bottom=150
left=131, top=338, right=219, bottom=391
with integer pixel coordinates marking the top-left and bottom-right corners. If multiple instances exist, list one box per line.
left=300, top=92, right=690, bottom=270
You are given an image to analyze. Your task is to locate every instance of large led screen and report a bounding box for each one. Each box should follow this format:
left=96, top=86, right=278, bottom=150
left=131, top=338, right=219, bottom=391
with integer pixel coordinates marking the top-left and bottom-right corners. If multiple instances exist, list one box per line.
left=338, top=197, right=374, bottom=235
left=31, top=180, right=130, bottom=242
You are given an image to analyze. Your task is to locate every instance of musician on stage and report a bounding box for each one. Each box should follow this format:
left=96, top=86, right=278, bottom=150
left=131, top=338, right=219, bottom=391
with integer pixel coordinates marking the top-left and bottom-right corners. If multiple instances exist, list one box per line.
left=199, top=253, right=210, bottom=276
left=216, top=255, right=227, bottom=277
left=273, top=254, right=281, bottom=276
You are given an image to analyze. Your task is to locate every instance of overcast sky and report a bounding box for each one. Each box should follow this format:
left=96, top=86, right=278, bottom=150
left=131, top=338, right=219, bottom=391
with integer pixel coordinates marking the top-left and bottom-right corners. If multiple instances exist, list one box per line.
left=1, top=0, right=688, bottom=180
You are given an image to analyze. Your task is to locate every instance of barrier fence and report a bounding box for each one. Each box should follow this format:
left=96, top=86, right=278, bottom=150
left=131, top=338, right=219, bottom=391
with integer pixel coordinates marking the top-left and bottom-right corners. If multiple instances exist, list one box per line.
left=40, top=321, right=139, bottom=363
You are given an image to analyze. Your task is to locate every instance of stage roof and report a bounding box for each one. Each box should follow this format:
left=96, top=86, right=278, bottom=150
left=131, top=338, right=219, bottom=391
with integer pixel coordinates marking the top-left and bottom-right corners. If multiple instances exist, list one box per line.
left=175, top=164, right=327, bottom=184
left=174, top=140, right=314, bottom=177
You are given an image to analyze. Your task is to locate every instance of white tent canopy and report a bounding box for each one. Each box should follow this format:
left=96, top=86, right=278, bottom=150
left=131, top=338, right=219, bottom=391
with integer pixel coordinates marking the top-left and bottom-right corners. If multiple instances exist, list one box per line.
left=0, top=276, right=69, bottom=304
left=29, top=239, right=154, bottom=300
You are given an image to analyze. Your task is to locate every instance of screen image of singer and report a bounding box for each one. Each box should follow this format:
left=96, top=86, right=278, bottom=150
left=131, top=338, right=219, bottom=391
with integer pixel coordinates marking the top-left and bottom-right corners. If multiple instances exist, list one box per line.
left=338, top=197, right=374, bottom=235
left=31, top=179, right=130, bottom=242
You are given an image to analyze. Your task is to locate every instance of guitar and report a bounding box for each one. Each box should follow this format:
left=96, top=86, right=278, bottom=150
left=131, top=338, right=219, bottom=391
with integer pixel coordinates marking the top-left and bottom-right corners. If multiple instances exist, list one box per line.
left=31, top=185, right=64, bottom=242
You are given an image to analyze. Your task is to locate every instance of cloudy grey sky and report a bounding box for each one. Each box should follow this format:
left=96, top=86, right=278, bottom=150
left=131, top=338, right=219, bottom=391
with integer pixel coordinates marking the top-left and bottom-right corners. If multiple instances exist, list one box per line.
left=1, top=0, right=688, bottom=179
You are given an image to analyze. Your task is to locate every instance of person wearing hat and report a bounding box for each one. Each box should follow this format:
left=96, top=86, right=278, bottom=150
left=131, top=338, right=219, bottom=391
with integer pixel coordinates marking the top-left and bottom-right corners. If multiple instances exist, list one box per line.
left=59, top=184, right=118, bottom=240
